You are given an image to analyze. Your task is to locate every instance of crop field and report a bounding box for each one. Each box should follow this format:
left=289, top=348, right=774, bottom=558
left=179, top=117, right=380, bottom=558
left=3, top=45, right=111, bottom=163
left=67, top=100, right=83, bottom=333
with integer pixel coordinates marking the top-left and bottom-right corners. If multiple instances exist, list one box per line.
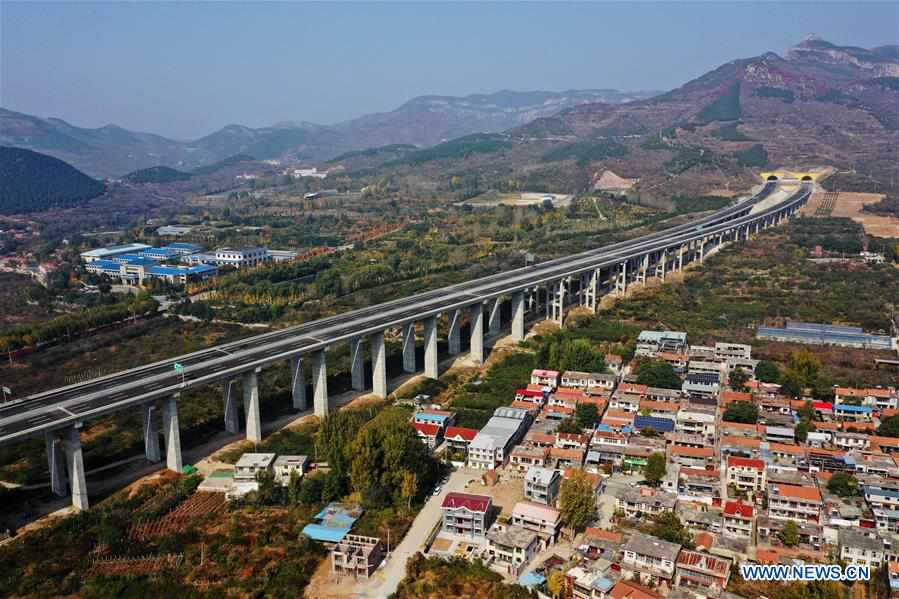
left=129, top=492, right=226, bottom=541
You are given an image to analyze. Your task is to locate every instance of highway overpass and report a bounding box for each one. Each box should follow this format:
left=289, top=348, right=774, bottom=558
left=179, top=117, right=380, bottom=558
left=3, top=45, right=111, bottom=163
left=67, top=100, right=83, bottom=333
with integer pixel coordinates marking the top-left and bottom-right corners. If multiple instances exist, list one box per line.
left=0, top=181, right=812, bottom=509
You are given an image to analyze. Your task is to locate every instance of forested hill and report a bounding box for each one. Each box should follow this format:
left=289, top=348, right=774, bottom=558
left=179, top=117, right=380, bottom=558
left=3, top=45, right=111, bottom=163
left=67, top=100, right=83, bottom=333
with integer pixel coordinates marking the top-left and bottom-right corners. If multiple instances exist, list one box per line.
left=0, top=146, right=106, bottom=214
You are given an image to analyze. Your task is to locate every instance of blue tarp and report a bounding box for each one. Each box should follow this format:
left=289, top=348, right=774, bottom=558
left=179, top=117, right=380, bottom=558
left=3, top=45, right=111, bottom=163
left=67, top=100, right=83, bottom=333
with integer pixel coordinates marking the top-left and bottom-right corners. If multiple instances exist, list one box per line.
left=518, top=572, right=545, bottom=587
left=834, top=404, right=873, bottom=413
left=301, top=523, right=350, bottom=543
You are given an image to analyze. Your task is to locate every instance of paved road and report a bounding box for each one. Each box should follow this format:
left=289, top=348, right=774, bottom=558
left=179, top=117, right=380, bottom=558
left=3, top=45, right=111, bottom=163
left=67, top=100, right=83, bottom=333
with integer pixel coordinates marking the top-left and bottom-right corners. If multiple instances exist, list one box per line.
left=357, top=468, right=475, bottom=598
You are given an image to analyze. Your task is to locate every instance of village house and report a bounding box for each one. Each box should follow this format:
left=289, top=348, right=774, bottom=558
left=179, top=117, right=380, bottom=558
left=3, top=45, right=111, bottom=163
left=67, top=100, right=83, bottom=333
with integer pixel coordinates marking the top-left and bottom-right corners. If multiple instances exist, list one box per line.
left=531, top=369, right=560, bottom=388
left=510, top=501, right=563, bottom=546
left=486, top=524, right=540, bottom=577
left=616, top=487, right=677, bottom=518
left=621, top=532, right=681, bottom=589
left=524, top=467, right=561, bottom=505
left=722, top=500, right=755, bottom=540
left=768, top=482, right=822, bottom=524
left=726, top=456, right=767, bottom=493
left=674, top=550, right=733, bottom=596
left=441, top=492, right=492, bottom=537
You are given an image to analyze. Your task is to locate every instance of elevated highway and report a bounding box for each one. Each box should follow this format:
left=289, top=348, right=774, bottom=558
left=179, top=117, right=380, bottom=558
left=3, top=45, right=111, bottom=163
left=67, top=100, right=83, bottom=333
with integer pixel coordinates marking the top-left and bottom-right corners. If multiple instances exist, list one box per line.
left=0, top=181, right=812, bottom=509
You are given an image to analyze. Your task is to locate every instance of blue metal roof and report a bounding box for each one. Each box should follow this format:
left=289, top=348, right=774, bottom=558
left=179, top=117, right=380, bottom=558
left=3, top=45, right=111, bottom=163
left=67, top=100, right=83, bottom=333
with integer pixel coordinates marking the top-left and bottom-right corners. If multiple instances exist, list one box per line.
left=416, top=413, right=448, bottom=424
left=834, top=403, right=873, bottom=413
left=634, top=415, right=675, bottom=432
left=87, top=259, right=121, bottom=270
left=166, top=242, right=202, bottom=250
left=301, top=523, right=349, bottom=543
left=116, top=254, right=158, bottom=266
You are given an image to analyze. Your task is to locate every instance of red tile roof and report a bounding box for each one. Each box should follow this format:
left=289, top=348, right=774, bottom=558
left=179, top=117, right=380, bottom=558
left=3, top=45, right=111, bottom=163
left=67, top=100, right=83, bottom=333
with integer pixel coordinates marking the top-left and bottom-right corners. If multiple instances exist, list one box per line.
left=412, top=422, right=441, bottom=437
left=670, top=446, right=714, bottom=458
left=610, top=580, right=664, bottom=599
left=724, top=500, right=754, bottom=518
left=441, top=492, right=490, bottom=513
left=694, top=532, right=714, bottom=550
left=677, top=550, right=730, bottom=576
left=586, top=528, right=623, bottom=543
left=444, top=426, right=477, bottom=442
left=769, top=483, right=821, bottom=503
left=727, top=455, right=765, bottom=470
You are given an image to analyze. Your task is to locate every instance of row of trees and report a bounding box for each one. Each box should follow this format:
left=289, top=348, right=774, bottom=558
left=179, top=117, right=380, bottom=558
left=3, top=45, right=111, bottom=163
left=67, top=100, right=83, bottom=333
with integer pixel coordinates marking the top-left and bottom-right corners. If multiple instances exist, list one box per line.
left=534, top=335, right=606, bottom=374
left=0, top=295, right=159, bottom=355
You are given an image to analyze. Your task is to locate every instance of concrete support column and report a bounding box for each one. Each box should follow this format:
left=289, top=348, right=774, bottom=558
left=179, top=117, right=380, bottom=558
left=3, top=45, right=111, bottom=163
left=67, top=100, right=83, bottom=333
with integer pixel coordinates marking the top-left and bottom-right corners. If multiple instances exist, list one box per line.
left=349, top=337, right=365, bottom=391
left=658, top=250, right=668, bottom=280
left=402, top=322, right=416, bottom=373
left=63, top=426, right=89, bottom=510
left=142, top=403, right=161, bottom=463
left=488, top=298, right=502, bottom=336
left=617, top=261, right=628, bottom=296
left=699, top=239, right=706, bottom=264
left=161, top=395, right=182, bottom=473
left=554, top=279, right=566, bottom=324
left=511, top=291, right=525, bottom=341
left=470, top=303, right=484, bottom=364
left=424, top=316, right=438, bottom=379
left=242, top=370, right=262, bottom=443
left=640, top=254, right=649, bottom=284
left=312, top=349, right=328, bottom=418
left=677, top=247, right=684, bottom=271
left=223, top=379, right=240, bottom=433
left=586, top=270, right=599, bottom=313
left=45, top=433, right=67, bottom=497
left=447, top=309, right=461, bottom=355
left=371, top=331, right=387, bottom=398
left=290, top=357, right=307, bottom=411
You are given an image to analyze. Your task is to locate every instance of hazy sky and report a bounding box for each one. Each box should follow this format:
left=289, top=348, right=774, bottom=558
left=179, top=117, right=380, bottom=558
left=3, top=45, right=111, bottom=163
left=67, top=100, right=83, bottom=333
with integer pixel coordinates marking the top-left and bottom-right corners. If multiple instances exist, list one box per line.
left=2, top=1, right=896, bottom=139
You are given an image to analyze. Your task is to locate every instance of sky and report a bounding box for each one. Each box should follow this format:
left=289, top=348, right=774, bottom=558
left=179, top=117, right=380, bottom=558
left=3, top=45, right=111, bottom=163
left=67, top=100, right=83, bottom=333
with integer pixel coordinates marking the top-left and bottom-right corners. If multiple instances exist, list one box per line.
left=1, top=1, right=897, bottom=140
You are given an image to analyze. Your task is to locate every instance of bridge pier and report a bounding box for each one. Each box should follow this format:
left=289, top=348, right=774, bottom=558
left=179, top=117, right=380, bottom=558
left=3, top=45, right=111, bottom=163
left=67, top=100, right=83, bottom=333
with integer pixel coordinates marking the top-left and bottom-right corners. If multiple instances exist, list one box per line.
left=223, top=379, right=240, bottom=433
left=616, top=261, right=628, bottom=296
left=657, top=250, right=668, bottom=280
left=402, top=322, right=416, bottom=373
left=349, top=337, right=365, bottom=391
left=142, top=403, right=161, bottom=463
left=44, top=433, right=67, bottom=497
left=511, top=291, right=525, bottom=341
left=470, top=303, right=484, bottom=364
left=447, top=310, right=461, bottom=355
left=424, top=316, right=438, bottom=379
left=162, top=395, right=182, bottom=473
left=242, top=370, right=262, bottom=443
left=554, top=280, right=566, bottom=324
left=371, top=332, right=387, bottom=398
left=488, top=298, right=502, bottom=336
left=312, top=349, right=328, bottom=418
left=63, top=426, right=89, bottom=511
left=290, top=357, right=306, bottom=411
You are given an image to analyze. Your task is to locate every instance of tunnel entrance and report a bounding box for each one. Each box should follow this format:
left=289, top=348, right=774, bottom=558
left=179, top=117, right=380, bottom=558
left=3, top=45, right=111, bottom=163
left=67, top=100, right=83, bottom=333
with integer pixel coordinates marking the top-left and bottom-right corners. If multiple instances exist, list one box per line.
left=801, top=175, right=813, bottom=181
left=767, top=175, right=779, bottom=181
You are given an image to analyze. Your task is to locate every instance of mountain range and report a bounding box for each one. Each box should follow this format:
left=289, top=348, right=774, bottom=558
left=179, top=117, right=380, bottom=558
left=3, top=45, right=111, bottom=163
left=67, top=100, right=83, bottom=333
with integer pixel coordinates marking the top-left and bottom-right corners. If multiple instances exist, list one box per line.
left=0, top=89, right=656, bottom=178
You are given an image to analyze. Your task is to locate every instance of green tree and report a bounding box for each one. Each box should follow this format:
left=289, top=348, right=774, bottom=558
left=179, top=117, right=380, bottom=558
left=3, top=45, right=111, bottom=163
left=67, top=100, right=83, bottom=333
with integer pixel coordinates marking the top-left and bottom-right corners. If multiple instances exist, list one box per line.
left=649, top=512, right=694, bottom=548
left=401, top=470, right=418, bottom=511
left=795, top=420, right=811, bottom=443
left=879, top=415, right=899, bottom=438
left=779, top=520, right=800, bottom=547
left=255, top=468, right=280, bottom=505
left=561, top=339, right=605, bottom=372
left=827, top=472, right=859, bottom=497
left=644, top=452, right=667, bottom=484
left=797, top=400, right=815, bottom=422
left=298, top=472, right=326, bottom=504
left=635, top=360, right=681, bottom=390
left=287, top=469, right=303, bottom=505
left=723, top=401, right=759, bottom=424
left=560, top=469, right=596, bottom=534
left=349, top=408, right=439, bottom=506
left=556, top=418, right=582, bottom=434
left=575, top=404, right=599, bottom=429
left=729, top=367, right=750, bottom=392
left=755, top=360, right=781, bottom=384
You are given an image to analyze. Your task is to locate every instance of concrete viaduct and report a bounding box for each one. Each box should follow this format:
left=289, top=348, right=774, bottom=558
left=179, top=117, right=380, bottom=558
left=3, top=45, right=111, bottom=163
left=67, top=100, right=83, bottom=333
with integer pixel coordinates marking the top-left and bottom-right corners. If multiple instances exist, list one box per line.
left=0, top=181, right=812, bottom=509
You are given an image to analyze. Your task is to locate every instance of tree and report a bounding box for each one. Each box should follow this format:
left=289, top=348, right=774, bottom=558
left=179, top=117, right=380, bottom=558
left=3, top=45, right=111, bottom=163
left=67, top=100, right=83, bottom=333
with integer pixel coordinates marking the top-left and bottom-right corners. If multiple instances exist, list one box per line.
left=298, top=472, right=326, bottom=504
left=644, top=452, right=667, bottom=484
left=401, top=470, right=418, bottom=511
left=729, top=367, right=750, bottom=392
left=827, top=472, right=859, bottom=497
left=649, top=512, right=694, bottom=548
left=723, top=401, right=759, bottom=424
left=879, top=415, right=899, bottom=438
left=287, top=469, right=303, bottom=505
left=560, top=469, right=596, bottom=534
left=795, top=420, right=811, bottom=443
left=779, top=520, right=799, bottom=547
left=255, top=468, right=280, bottom=505
left=556, top=418, right=582, bottom=434
left=349, top=408, right=439, bottom=506
left=575, top=404, right=598, bottom=429
left=635, top=360, right=681, bottom=390
left=755, top=360, right=781, bottom=384
left=797, top=400, right=815, bottom=422
left=547, top=570, right=565, bottom=599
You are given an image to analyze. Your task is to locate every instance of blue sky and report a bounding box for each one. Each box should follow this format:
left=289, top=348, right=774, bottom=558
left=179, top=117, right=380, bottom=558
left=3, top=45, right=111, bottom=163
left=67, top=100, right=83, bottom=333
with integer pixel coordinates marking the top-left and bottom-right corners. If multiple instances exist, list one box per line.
left=1, top=1, right=896, bottom=139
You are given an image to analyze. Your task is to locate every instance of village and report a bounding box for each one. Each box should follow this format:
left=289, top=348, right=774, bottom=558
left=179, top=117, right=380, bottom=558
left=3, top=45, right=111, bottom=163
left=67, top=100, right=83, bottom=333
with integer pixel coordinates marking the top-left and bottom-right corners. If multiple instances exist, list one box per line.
left=210, top=328, right=899, bottom=598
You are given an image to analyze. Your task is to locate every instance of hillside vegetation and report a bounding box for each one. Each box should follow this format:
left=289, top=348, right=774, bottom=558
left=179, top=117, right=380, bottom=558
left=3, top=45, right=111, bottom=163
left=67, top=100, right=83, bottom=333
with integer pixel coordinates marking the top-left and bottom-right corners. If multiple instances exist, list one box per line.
left=0, top=146, right=106, bottom=213
left=122, top=165, right=192, bottom=184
